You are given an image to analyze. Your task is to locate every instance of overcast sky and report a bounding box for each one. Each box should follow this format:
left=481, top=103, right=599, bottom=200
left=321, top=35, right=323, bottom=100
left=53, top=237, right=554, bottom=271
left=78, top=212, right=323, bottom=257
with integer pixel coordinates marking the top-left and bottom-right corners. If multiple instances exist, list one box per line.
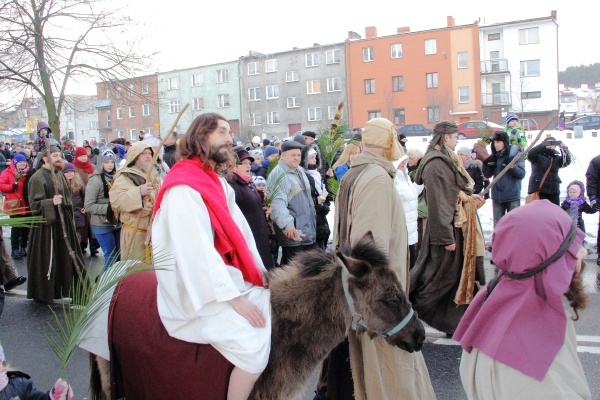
left=69, top=0, right=597, bottom=94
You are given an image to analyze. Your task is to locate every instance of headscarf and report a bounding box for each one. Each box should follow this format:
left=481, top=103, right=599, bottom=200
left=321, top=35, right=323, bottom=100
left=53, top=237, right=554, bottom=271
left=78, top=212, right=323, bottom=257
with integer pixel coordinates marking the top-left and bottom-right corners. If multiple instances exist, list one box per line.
left=362, top=118, right=404, bottom=162
left=454, top=200, right=585, bottom=381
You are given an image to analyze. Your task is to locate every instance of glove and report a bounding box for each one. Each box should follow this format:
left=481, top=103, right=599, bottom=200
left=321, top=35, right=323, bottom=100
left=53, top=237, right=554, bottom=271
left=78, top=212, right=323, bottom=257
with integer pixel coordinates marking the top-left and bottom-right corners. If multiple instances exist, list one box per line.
left=12, top=183, right=18, bottom=191
left=511, top=129, right=517, bottom=135
left=591, top=196, right=600, bottom=211
left=501, top=157, right=514, bottom=168
left=51, top=378, right=73, bottom=400
left=483, top=155, right=496, bottom=168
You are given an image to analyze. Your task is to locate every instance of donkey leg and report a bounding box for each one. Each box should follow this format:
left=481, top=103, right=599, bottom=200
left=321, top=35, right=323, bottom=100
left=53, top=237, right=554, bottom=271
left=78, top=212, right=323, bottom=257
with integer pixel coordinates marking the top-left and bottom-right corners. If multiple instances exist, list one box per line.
left=96, top=355, right=112, bottom=399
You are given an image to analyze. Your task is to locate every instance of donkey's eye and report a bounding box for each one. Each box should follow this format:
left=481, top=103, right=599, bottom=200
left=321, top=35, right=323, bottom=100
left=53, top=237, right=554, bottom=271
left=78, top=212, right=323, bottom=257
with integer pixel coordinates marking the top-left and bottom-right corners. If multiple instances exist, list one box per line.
left=380, top=297, right=400, bottom=307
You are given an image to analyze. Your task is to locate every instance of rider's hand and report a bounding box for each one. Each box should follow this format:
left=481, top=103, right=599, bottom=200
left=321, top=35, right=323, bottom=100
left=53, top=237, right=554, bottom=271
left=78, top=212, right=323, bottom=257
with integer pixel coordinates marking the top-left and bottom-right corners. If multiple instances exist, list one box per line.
left=445, top=243, right=456, bottom=252
left=229, top=296, right=266, bottom=328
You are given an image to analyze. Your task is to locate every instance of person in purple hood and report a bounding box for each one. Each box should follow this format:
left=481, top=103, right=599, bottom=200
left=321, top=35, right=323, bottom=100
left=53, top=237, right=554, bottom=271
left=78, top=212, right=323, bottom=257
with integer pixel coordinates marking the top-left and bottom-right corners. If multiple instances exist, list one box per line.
left=560, top=180, right=597, bottom=233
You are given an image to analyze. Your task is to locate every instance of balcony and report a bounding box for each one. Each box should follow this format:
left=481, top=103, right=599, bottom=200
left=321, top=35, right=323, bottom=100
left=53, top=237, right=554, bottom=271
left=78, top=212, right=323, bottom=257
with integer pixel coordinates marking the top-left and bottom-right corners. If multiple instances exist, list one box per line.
left=480, top=59, right=509, bottom=74
left=482, top=92, right=511, bottom=107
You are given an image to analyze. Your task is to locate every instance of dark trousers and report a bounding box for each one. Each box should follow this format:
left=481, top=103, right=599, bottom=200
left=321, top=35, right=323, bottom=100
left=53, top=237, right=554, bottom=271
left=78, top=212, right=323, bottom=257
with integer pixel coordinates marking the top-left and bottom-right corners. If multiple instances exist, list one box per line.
left=539, top=192, right=560, bottom=206
left=409, top=244, right=417, bottom=270
left=10, top=226, right=29, bottom=251
left=280, top=243, right=316, bottom=266
left=492, top=200, right=520, bottom=227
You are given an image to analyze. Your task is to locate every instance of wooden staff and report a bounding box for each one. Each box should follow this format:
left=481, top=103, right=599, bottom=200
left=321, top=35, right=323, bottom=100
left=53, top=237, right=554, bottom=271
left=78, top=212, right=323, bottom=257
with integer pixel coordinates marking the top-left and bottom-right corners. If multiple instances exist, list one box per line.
left=43, top=136, right=86, bottom=279
left=124, top=104, right=189, bottom=255
left=481, top=115, right=557, bottom=198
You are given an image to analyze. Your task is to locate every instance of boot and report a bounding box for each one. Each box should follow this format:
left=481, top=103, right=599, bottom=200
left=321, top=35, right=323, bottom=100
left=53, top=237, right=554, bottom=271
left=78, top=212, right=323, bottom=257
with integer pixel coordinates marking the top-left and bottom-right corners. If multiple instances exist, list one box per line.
left=4, top=276, right=26, bottom=291
left=90, top=238, right=100, bottom=256
left=11, top=248, right=22, bottom=259
left=20, top=246, right=27, bottom=257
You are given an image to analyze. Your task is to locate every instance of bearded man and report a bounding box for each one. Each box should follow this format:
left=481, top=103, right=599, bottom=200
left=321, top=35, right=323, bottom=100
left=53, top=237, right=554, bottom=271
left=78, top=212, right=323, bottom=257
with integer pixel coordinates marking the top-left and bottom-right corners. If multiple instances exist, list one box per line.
left=109, top=141, right=161, bottom=260
left=27, top=146, right=85, bottom=304
left=409, top=121, right=486, bottom=336
left=317, top=118, right=435, bottom=400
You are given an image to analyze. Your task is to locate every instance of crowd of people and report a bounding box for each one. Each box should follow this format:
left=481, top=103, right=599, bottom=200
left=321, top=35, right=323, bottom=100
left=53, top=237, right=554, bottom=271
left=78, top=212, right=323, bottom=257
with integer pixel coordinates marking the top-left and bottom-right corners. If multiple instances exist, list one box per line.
left=0, top=112, right=598, bottom=399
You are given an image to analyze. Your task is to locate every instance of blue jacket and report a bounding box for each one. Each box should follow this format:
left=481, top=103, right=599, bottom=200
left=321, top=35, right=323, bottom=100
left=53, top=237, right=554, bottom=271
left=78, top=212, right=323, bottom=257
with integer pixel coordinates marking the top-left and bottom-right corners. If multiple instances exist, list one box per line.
left=482, top=131, right=526, bottom=203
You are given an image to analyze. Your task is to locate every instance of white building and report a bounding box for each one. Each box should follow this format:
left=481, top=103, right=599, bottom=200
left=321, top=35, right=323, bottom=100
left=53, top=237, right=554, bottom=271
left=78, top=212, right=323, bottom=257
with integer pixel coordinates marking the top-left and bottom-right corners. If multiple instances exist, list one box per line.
left=479, top=11, right=559, bottom=126
left=60, top=94, right=100, bottom=145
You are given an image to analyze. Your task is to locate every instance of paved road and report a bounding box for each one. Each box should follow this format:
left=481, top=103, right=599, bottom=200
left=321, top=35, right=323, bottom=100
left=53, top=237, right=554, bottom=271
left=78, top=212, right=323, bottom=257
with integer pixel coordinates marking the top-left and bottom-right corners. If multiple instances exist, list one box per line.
left=2, top=236, right=600, bottom=399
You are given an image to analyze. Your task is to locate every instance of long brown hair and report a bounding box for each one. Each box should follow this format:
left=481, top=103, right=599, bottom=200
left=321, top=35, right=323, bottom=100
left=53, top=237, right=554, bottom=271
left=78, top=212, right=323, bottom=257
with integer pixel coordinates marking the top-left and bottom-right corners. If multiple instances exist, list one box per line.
left=67, top=171, right=84, bottom=192
left=565, top=261, right=588, bottom=321
left=176, top=113, right=236, bottom=174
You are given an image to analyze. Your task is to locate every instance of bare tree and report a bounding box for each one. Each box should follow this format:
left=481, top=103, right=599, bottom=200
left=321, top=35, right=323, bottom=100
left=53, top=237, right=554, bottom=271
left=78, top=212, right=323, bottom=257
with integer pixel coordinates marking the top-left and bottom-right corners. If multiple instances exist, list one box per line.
left=426, top=88, right=453, bottom=123
left=0, top=0, right=154, bottom=134
left=585, top=89, right=600, bottom=113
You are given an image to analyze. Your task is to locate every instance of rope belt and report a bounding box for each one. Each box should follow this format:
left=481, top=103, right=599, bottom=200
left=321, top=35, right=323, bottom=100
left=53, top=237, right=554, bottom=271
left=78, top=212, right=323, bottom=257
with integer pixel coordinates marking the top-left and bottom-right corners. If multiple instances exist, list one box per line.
left=123, top=224, right=147, bottom=234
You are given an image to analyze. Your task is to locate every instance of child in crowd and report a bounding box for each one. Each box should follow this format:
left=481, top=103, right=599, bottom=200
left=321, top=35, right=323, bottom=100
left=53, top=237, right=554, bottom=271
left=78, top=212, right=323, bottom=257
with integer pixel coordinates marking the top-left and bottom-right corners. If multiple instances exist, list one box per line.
left=253, top=176, right=267, bottom=192
left=561, top=180, right=597, bottom=233
left=0, top=342, right=73, bottom=399
left=503, top=113, right=527, bottom=158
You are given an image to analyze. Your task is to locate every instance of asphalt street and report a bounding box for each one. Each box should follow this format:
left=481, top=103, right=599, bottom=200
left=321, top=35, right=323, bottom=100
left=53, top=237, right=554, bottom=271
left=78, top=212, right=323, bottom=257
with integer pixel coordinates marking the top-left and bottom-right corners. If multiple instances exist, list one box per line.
left=2, top=235, right=600, bottom=399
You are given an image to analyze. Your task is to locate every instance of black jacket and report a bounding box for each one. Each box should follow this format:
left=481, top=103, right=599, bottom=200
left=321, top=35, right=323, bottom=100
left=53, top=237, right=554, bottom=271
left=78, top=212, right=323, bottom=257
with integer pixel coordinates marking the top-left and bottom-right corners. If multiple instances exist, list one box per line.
left=465, top=160, right=484, bottom=194
left=482, top=132, right=526, bottom=203
left=527, top=144, right=572, bottom=195
left=163, top=144, right=177, bottom=168
left=585, top=154, right=600, bottom=199
left=0, top=371, right=51, bottom=400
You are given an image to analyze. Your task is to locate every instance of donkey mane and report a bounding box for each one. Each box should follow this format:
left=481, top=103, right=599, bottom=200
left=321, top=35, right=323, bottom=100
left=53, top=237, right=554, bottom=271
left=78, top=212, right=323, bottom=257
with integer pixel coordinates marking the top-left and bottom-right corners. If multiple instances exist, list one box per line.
left=344, top=236, right=389, bottom=267
left=296, top=249, right=337, bottom=278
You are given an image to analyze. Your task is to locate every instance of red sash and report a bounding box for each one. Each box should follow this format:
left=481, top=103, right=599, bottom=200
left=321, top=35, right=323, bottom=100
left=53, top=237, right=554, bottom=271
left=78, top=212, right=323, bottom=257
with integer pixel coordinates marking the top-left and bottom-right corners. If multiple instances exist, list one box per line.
left=153, top=157, right=264, bottom=287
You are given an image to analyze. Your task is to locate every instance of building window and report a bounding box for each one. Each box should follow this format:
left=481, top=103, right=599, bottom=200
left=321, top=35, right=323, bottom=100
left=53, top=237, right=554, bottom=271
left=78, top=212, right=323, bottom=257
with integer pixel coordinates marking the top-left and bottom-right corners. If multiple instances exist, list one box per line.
left=458, top=52, right=468, bottom=68
left=393, top=108, right=405, bottom=125
left=427, top=107, right=440, bottom=123
left=89, top=121, right=98, bottom=129
left=116, top=108, right=123, bottom=119
left=267, top=111, right=280, bottom=125
left=326, top=49, right=340, bottom=64
left=248, top=62, right=259, bottom=75
left=368, top=110, right=381, bottom=119
left=216, top=69, right=229, bottom=83
left=308, top=107, right=322, bottom=121
left=392, top=76, right=404, bottom=92
left=141, top=82, right=149, bottom=94
left=116, top=129, right=123, bottom=139
left=327, top=77, right=342, bottom=92
left=116, top=87, right=122, bottom=98
left=521, top=91, right=542, bottom=99
left=306, top=52, right=319, bottom=67
left=129, top=106, right=135, bottom=118
left=265, top=59, right=277, bottom=73
left=286, top=71, right=299, bottom=82
left=248, top=87, right=261, bottom=101
left=217, top=94, right=230, bottom=108
left=266, top=85, right=279, bottom=99
left=363, top=47, right=374, bottom=62
left=426, top=72, right=438, bottom=88
left=364, top=79, right=375, bottom=94
left=130, top=129, right=137, bottom=140
left=307, top=80, right=321, bottom=94
left=425, top=39, right=437, bottom=55
left=191, top=73, right=203, bottom=87
left=192, top=97, right=204, bottom=111
left=520, top=60, right=540, bottom=76
left=142, top=104, right=151, bottom=116
left=488, top=33, right=501, bottom=41
left=287, top=97, right=300, bottom=108
left=459, top=86, right=470, bottom=103
left=128, top=84, right=134, bottom=96
left=391, top=43, right=402, bottom=59
left=105, top=90, right=110, bottom=99
left=168, top=101, right=180, bottom=114
left=519, top=27, right=539, bottom=45
left=167, top=78, right=179, bottom=90
left=250, top=113, right=262, bottom=126
left=328, top=106, right=343, bottom=120
left=106, top=111, right=111, bottom=128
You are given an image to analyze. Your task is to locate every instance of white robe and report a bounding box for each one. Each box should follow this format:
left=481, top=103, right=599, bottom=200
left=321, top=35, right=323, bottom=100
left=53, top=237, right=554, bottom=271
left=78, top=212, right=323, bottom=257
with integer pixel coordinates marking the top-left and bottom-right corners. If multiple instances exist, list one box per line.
left=79, top=179, right=271, bottom=374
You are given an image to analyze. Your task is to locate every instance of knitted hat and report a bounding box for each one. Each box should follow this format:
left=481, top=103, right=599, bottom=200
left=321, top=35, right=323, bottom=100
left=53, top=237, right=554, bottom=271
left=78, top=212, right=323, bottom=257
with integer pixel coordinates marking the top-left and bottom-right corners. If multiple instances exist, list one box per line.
left=292, top=134, right=306, bottom=145
left=457, top=147, right=471, bottom=157
left=249, top=149, right=263, bottom=159
left=75, top=146, right=87, bottom=158
left=505, top=113, right=519, bottom=125
left=63, top=162, right=75, bottom=173
left=362, top=118, right=404, bottom=161
left=102, top=148, right=116, bottom=158
left=253, top=176, right=267, bottom=186
left=262, top=138, right=271, bottom=146
left=264, top=146, right=279, bottom=158
left=252, top=136, right=261, bottom=145
left=12, top=154, right=27, bottom=164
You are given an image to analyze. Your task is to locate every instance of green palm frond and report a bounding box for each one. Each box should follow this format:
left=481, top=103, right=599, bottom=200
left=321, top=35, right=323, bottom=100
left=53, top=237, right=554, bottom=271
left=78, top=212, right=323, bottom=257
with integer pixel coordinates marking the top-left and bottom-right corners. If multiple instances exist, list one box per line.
left=317, top=102, right=346, bottom=168
left=265, top=155, right=279, bottom=179
left=326, top=177, right=339, bottom=199
left=0, top=212, right=45, bottom=227
left=265, top=167, right=293, bottom=208
left=45, top=248, right=171, bottom=376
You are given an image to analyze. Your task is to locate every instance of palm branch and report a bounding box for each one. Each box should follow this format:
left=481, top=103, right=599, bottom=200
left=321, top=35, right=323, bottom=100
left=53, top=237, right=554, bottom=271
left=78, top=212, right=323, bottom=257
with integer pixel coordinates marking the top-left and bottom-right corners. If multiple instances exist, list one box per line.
left=326, top=177, right=340, bottom=199
left=264, top=166, right=293, bottom=208
left=45, top=248, right=170, bottom=377
left=317, top=102, right=346, bottom=168
left=0, top=211, right=45, bottom=227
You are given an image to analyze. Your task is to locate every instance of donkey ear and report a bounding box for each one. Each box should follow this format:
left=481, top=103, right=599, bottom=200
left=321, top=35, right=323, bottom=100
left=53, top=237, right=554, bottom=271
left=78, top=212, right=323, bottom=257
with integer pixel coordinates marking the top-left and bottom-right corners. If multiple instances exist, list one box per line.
left=358, top=231, right=376, bottom=247
left=337, top=251, right=372, bottom=279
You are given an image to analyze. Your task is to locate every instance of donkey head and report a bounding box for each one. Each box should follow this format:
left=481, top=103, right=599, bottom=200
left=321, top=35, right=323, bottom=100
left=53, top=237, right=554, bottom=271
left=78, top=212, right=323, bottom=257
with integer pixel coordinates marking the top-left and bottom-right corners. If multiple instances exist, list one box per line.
left=337, top=231, right=425, bottom=353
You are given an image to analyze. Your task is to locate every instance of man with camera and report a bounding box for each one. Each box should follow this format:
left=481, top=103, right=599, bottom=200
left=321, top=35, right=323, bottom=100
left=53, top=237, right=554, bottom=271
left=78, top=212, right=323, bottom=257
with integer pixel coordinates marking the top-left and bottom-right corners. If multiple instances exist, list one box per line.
left=527, top=137, right=572, bottom=205
left=585, top=154, right=600, bottom=265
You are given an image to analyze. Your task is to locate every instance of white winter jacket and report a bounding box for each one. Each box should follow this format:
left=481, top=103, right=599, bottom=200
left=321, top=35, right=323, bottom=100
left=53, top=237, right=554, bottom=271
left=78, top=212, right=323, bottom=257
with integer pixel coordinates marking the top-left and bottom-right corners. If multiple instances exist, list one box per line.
left=393, top=161, right=423, bottom=245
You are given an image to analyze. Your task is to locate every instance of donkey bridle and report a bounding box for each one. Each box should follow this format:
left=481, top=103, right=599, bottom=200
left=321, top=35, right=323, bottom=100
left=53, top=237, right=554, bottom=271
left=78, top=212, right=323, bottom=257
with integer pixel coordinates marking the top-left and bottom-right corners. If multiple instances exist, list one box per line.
left=341, top=267, right=414, bottom=338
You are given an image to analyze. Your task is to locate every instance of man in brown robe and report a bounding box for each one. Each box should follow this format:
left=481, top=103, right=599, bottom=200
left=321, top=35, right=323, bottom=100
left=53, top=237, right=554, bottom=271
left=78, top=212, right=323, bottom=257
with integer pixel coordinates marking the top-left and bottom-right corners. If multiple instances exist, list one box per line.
left=317, top=118, right=435, bottom=400
left=27, top=146, right=85, bottom=303
left=410, top=121, right=486, bottom=335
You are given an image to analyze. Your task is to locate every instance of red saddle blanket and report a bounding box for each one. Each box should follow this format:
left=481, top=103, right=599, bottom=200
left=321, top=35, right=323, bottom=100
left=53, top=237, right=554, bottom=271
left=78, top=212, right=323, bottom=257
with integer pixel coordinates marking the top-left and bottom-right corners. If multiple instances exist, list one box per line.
left=109, top=270, right=234, bottom=400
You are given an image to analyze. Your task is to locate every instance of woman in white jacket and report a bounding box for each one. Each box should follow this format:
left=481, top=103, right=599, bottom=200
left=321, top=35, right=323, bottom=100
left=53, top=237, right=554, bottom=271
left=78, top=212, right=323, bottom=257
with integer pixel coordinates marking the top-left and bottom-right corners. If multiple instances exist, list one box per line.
left=394, top=155, right=424, bottom=268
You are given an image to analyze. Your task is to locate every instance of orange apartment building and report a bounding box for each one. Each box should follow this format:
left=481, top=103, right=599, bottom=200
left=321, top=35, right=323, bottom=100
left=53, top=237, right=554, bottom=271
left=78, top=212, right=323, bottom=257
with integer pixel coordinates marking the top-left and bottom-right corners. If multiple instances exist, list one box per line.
left=346, top=17, right=481, bottom=130
left=95, top=74, right=160, bottom=144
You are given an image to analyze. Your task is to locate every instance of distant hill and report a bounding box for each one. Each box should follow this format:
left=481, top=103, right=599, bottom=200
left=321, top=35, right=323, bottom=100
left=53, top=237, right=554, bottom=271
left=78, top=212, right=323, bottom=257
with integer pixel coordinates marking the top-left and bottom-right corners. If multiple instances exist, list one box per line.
left=559, top=63, right=600, bottom=87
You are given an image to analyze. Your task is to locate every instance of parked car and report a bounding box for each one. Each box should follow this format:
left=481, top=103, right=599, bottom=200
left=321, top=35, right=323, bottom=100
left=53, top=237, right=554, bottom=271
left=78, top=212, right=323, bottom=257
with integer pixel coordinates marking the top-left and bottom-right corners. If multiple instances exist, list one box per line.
left=396, top=124, right=432, bottom=137
left=565, top=114, right=600, bottom=131
left=457, top=120, right=503, bottom=140
left=498, top=118, right=539, bottom=131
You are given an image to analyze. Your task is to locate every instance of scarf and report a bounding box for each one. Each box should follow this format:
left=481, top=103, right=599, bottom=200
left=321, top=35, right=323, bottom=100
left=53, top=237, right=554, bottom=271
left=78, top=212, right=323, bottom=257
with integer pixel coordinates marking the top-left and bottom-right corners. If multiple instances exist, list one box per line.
left=454, top=200, right=585, bottom=381
left=73, top=157, right=95, bottom=174
left=234, top=171, right=253, bottom=183
left=154, top=157, right=264, bottom=287
left=565, top=196, right=586, bottom=222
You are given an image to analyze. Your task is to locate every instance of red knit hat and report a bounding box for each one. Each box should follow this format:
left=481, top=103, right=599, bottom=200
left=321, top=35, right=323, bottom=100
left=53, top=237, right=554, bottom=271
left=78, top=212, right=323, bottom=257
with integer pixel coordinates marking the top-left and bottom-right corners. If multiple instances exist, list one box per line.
left=75, top=146, right=87, bottom=158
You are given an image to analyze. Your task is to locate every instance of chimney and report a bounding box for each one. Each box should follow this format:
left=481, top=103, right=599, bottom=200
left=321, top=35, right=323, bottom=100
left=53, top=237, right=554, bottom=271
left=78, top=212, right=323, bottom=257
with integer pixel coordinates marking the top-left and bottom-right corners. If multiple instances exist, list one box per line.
left=447, top=16, right=455, bottom=27
left=551, top=10, right=557, bottom=20
left=397, top=26, right=410, bottom=34
left=347, top=31, right=362, bottom=40
left=365, top=26, right=377, bottom=39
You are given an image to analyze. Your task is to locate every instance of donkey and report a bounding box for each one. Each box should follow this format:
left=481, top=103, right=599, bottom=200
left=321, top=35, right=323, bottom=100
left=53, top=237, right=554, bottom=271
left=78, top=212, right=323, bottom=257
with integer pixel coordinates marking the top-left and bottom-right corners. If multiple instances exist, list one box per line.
left=91, top=231, right=424, bottom=399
